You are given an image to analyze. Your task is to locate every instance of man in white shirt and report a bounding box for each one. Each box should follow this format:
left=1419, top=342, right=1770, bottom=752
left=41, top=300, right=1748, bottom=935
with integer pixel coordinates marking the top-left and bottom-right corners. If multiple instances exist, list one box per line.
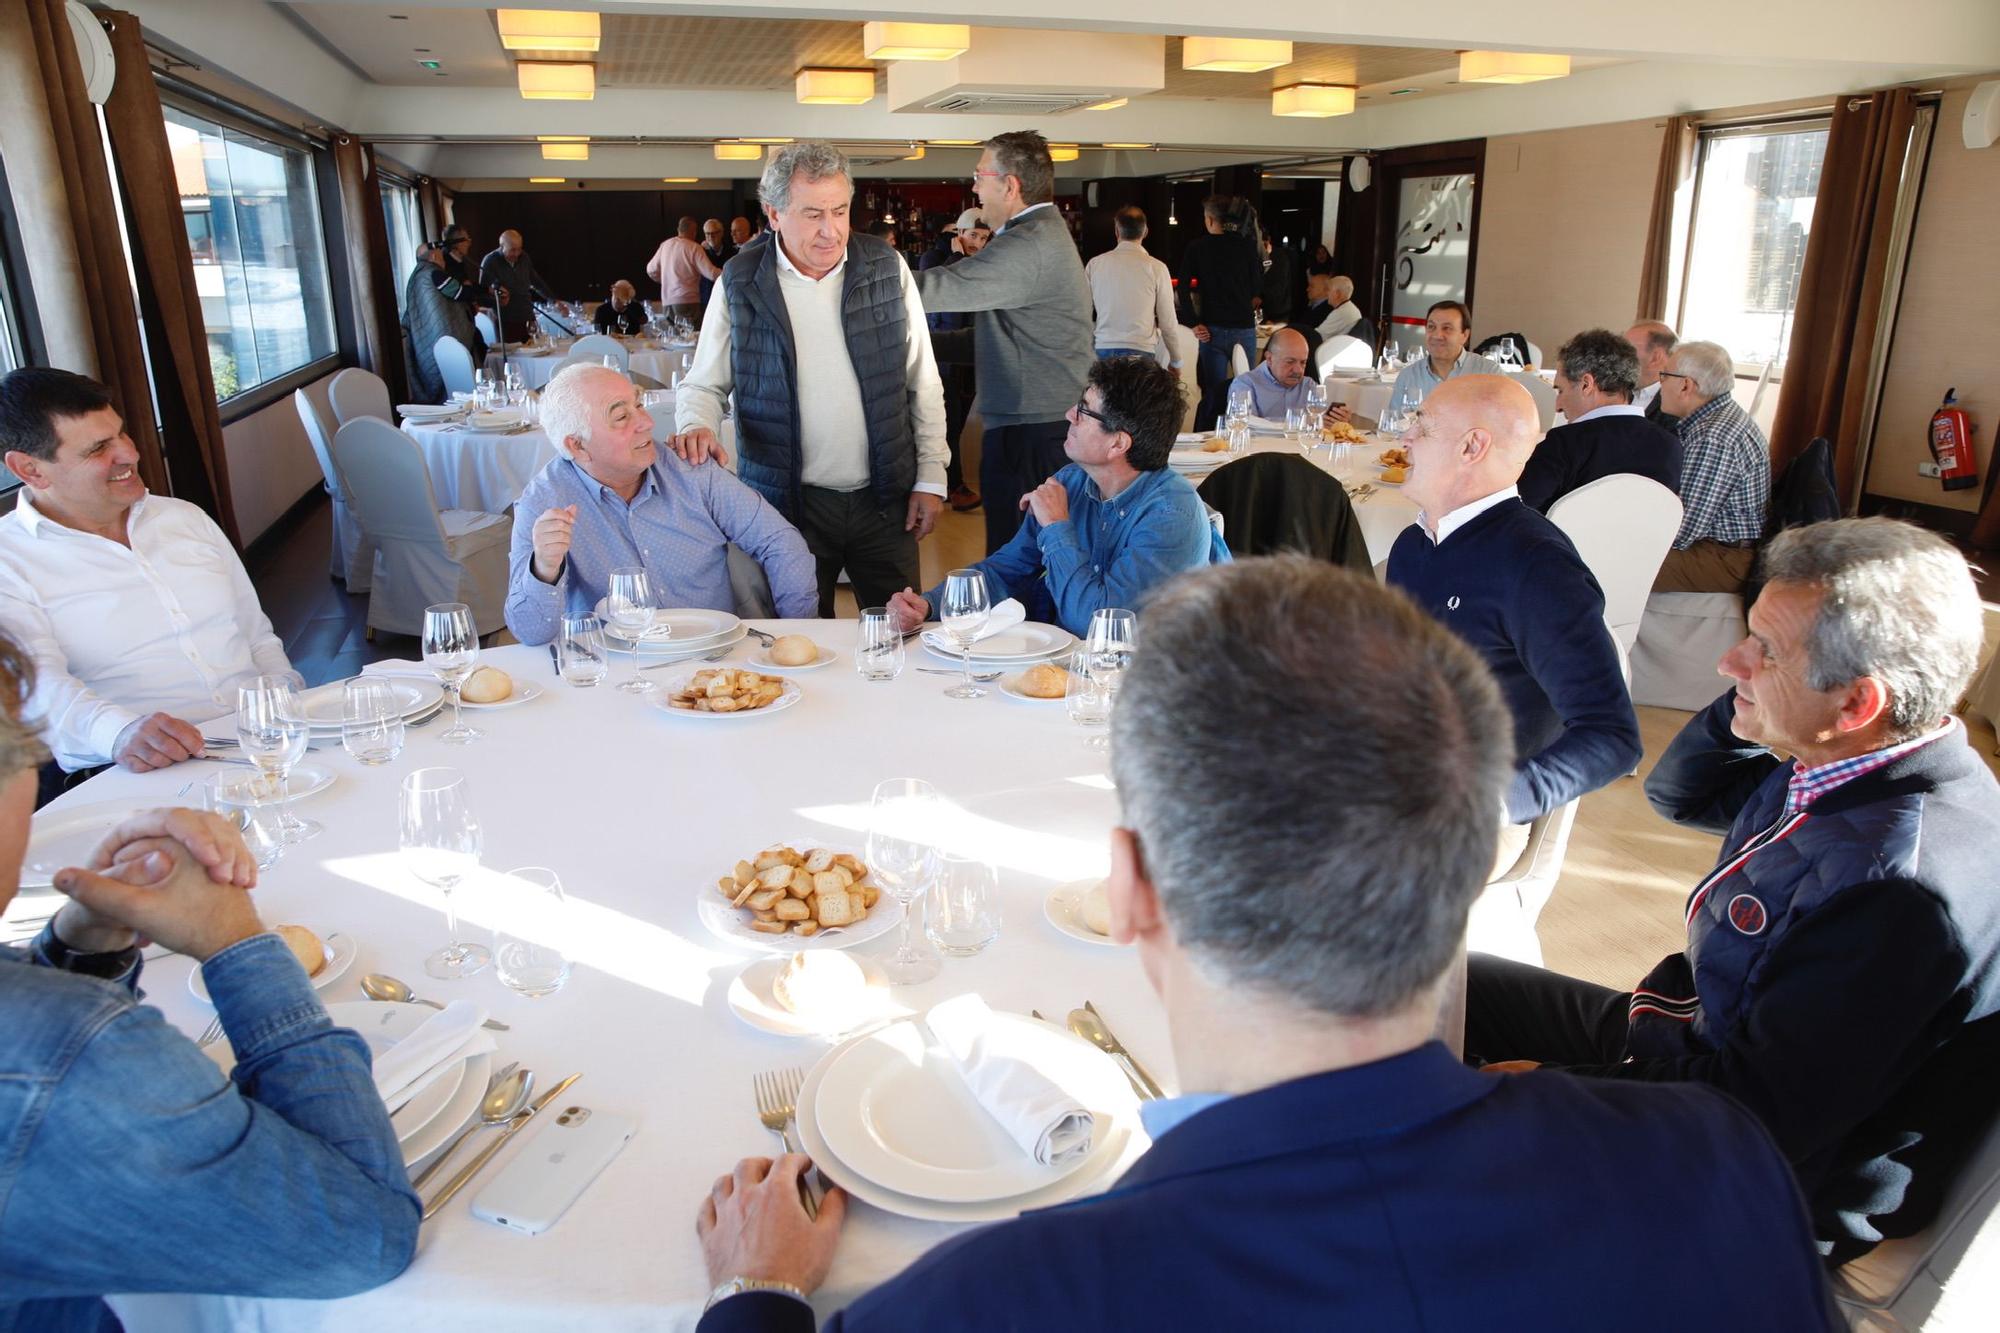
left=1304, top=274, right=1365, bottom=344
left=1084, top=207, right=1181, bottom=370
left=0, top=369, right=294, bottom=785
left=669, top=143, right=948, bottom=614
left=1624, top=320, right=1680, bottom=429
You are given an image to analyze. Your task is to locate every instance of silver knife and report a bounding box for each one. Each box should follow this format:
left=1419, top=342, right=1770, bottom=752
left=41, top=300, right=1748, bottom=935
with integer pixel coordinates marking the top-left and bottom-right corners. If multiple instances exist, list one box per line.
left=421, top=1072, right=581, bottom=1220
left=1085, top=1001, right=1168, bottom=1100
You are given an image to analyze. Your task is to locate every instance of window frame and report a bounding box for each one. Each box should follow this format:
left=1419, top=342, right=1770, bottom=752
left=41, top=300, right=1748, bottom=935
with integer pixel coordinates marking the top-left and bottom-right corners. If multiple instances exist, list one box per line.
left=0, top=148, right=50, bottom=498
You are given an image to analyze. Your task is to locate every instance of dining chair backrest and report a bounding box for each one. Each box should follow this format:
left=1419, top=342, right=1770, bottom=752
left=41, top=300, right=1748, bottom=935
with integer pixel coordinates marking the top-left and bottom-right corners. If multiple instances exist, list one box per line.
left=292, top=388, right=349, bottom=502
left=569, top=333, right=628, bottom=372
left=474, top=311, right=498, bottom=345
left=1314, top=334, right=1372, bottom=377
left=1197, top=453, right=1371, bottom=572
left=1228, top=341, right=1250, bottom=379
left=332, top=417, right=449, bottom=548
left=1166, top=325, right=1200, bottom=433
left=1547, top=473, right=1683, bottom=656
left=328, top=367, right=393, bottom=425
left=433, top=336, right=477, bottom=396
left=1515, top=370, right=1559, bottom=434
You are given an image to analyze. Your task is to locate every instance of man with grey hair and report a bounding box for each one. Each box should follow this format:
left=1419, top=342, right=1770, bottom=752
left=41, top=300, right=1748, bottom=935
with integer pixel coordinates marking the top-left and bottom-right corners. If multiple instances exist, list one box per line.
left=647, top=216, right=722, bottom=327
left=1304, top=272, right=1365, bottom=345
left=915, top=130, right=1092, bottom=552
left=479, top=228, right=558, bottom=343
left=1652, top=339, right=1770, bottom=592
left=1471, top=516, right=2000, bottom=1263
left=669, top=142, right=948, bottom=615
left=1624, top=319, right=1679, bottom=427
left=1516, top=328, right=1681, bottom=512
left=503, top=364, right=814, bottom=646
left=688, top=558, right=1835, bottom=1332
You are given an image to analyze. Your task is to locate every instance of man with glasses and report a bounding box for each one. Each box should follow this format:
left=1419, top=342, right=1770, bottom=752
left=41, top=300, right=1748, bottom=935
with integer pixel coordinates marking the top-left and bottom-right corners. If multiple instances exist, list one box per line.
left=884, top=357, right=1225, bottom=637
left=914, top=131, right=1092, bottom=553
left=1651, top=339, right=1770, bottom=593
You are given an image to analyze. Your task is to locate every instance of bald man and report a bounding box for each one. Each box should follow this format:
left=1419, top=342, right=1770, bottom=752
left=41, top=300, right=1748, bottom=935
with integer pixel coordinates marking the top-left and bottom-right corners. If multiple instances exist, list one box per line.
left=1227, top=328, right=1314, bottom=419
left=480, top=229, right=558, bottom=342
left=1624, top=320, right=1680, bottom=429
left=1386, top=376, right=1640, bottom=845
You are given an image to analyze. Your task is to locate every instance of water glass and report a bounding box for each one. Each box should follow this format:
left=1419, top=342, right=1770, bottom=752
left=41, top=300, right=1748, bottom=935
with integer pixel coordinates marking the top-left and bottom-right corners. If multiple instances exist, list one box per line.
left=938, top=569, right=990, bottom=700
left=1228, top=419, right=1251, bottom=456
left=341, top=678, right=406, bottom=766
left=422, top=602, right=482, bottom=744
left=928, top=853, right=1000, bottom=957
left=202, top=772, right=285, bottom=871
left=1225, top=383, right=1252, bottom=427
left=491, top=866, right=572, bottom=998
left=867, top=777, right=943, bottom=985
left=400, top=767, right=489, bottom=980
left=1285, top=406, right=1308, bottom=442
left=557, top=613, right=609, bottom=687
left=236, top=676, right=318, bottom=843
left=606, top=566, right=659, bottom=694
left=856, top=607, right=905, bottom=681
left=1064, top=649, right=1112, bottom=751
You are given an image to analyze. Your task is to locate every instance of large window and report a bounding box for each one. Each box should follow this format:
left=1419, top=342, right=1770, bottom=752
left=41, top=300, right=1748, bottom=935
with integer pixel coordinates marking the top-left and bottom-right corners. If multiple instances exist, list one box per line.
left=164, top=105, right=337, bottom=401
left=1676, top=120, right=1831, bottom=373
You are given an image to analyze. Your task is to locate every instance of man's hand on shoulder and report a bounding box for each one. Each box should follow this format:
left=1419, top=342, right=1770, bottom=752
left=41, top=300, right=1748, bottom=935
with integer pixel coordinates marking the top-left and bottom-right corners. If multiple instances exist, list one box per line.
left=669, top=428, right=728, bottom=468
left=697, top=1156, right=847, bottom=1295
left=905, top=492, right=942, bottom=540
left=113, top=713, right=208, bottom=772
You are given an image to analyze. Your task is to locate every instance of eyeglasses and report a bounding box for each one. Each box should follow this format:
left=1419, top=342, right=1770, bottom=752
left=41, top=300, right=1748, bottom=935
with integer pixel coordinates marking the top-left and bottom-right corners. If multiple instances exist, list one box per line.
left=1072, top=395, right=1114, bottom=430
left=1657, top=371, right=1693, bottom=383
left=971, top=169, right=1004, bottom=184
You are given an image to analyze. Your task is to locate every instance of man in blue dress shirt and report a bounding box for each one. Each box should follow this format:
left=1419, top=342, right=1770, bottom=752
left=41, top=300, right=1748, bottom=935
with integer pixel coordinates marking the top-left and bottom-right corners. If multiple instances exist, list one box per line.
left=1225, top=326, right=1314, bottom=419
left=503, top=365, right=815, bottom=645
left=884, top=356, right=1225, bottom=637
left=690, top=557, right=1837, bottom=1333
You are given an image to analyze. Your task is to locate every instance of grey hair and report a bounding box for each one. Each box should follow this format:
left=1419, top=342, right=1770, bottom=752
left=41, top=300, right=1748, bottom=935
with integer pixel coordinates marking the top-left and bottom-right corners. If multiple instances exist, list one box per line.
left=539, top=362, right=617, bottom=454
left=0, top=629, right=50, bottom=779
left=1761, top=518, right=1984, bottom=741
left=1673, top=340, right=1736, bottom=399
left=1328, top=275, right=1355, bottom=303
left=1108, top=557, right=1515, bottom=1018
left=1557, top=329, right=1641, bottom=399
left=757, top=142, right=852, bottom=214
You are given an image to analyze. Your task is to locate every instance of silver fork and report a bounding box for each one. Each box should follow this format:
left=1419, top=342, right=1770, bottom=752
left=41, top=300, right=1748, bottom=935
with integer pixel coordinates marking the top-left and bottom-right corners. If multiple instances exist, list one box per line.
left=752, top=1068, right=818, bottom=1219
left=915, top=667, right=1003, bottom=681
left=196, top=1013, right=226, bottom=1047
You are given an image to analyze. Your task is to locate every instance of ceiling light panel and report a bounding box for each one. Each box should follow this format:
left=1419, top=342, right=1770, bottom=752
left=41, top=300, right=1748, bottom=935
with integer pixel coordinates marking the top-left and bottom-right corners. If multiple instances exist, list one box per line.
left=861, top=22, right=969, bottom=61
left=714, top=142, right=764, bottom=161
left=1180, top=37, right=1291, bottom=73
left=1458, top=50, right=1571, bottom=84
left=497, top=10, right=601, bottom=52
left=1271, top=83, right=1354, bottom=117
left=795, top=67, right=876, bottom=104
left=540, top=142, right=589, bottom=160
left=517, top=62, right=595, bottom=99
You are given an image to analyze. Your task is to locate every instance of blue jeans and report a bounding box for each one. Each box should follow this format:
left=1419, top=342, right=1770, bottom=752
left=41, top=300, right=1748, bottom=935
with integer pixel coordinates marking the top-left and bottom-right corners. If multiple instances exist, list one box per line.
left=1096, top=347, right=1152, bottom=361
left=1195, top=326, right=1256, bottom=430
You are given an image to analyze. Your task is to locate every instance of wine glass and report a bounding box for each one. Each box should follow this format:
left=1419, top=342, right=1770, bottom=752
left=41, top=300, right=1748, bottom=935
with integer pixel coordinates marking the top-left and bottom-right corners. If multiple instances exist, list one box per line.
left=491, top=866, right=571, bottom=998
left=400, top=767, right=490, bottom=980
left=557, top=612, right=609, bottom=687
left=1305, top=381, right=1330, bottom=453
left=422, top=602, right=483, bottom=744
left=867, top=777, right=943, bottom=985
left=1084, top=608, right=1137, bottom=702
left=236, top=676, right=318, bottom=844
left=938, top=569, right=990, bottom=700
left=605, top=566, right=659, bottom=694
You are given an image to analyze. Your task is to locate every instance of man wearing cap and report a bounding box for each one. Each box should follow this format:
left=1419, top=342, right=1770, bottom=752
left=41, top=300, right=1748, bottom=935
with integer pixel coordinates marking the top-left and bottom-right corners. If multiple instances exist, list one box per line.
left=918, top=208, right=991, bottom=512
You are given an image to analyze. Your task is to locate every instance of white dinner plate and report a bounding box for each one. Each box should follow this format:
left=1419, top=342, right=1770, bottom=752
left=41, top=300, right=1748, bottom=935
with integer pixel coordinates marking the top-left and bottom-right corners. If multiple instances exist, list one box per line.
left=459, top=681, right=544, bottom=711
left=919, top=622, right=1074, bottom=665
left=292, top=678, right=443, bottom=729
left=613, top=625, right=749, bottom=663
left=188, top=929, right=356, bottom=1001
left=397, top=403, right=463, bottom=419
left=746, top=645, right=836, bottom=672
left=468, top=410, right=521, bottom=431
left=20, top=801, right=141, bottom=890
left=649, top=674, right=801, bottom=720
left=696, top=843, right=902, bottom=953
left=725, top=955, right=904, bottom=1039
left=594, top=605, right=739, bottom=648
left=799, top=1015, right=1143, bottom=1219
left=998, top=671, right=1066, bottom=704
left=390, top=1051, right=466, bottom=1144
left=1043, top=881, right=1124, bottom=948
left=204, top=1002, right=494, bottom=1168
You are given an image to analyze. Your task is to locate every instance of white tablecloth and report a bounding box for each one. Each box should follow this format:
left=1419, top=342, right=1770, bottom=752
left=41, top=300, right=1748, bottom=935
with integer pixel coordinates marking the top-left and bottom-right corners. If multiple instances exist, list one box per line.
left=80, top=632, right=1162, bottom=1331
left=401, top=412, right=736, bottom=513
left=507, top=343, right=696, bottom=391
left=1178, top=432, right=1420, bottom=568
left=1324, top=375, right=1396, bottom=425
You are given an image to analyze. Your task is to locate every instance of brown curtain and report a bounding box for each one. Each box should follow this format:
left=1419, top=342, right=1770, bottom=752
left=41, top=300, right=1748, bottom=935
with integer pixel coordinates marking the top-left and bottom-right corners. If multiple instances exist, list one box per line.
left=1635, top=115, right=1696, bottom=321
left=18, top=0, right=171, bottom=497
left=97, top=10, right=238, bottom=544
left=331, top=134, right=408, bottom=403
left=1767, top=89, right=1916, bottom=504
left=417, top=176, right=445, bottom=243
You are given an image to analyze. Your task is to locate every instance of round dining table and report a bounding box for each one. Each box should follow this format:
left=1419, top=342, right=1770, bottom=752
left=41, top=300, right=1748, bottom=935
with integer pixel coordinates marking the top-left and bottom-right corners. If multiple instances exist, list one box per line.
left=76, top=629, right=1170, bottom=1331
left=1172, top=428, right=1422, bottom=572
left=506, top=341, right=695, bottom=391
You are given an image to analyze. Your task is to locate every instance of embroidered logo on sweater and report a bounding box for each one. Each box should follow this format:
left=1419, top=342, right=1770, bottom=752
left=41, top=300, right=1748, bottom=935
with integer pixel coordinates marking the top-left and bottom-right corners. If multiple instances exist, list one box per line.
left=1726, top=893, right=1768, bottom=936
left=1446, top=595, right=1461, bottom=611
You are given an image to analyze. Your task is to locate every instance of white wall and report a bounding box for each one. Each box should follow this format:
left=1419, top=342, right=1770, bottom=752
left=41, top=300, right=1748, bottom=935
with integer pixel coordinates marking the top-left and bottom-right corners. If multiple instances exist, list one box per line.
left=224, top=371, right=337, bottom=545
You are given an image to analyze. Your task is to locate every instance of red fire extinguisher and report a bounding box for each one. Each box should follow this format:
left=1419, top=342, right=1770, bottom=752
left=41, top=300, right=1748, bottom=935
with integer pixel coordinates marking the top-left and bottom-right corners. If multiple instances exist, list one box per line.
left=1930, top=389, right=1978, bottom=492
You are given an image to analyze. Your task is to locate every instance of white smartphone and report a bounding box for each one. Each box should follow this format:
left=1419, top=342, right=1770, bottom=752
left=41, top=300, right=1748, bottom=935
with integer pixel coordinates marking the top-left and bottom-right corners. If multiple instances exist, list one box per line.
left=470, top=1105, right=637, bottom=1236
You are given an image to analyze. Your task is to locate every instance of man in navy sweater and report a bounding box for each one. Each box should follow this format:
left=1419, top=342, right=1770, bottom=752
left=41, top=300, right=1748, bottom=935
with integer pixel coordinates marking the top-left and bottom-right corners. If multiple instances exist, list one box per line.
left=689, top=558, right=1835, bottom=1332
left=1517, top=328, right=1682, bottom=513
left=1469, top=518, right=2000, bottom=1262
left=1386, top=376, right=1642, bottom=849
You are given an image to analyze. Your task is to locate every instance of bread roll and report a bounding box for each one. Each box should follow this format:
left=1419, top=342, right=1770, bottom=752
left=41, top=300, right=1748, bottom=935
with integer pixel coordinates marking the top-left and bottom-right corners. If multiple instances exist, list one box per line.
left=1200, top=434, right=1230, bottom=453
left=1080, top=881, right=1112, bottom=936
left=773, top=951, right=866, bottom=1015
left=1381, top=465, right=1408, bottom=484
left=1014, top=662, right=1071, bottom=699
left=273, top=924, right=327, bottom=977
left=769, top=635, right=818, bottom=667
left=461, top=666, right=513, bottom=703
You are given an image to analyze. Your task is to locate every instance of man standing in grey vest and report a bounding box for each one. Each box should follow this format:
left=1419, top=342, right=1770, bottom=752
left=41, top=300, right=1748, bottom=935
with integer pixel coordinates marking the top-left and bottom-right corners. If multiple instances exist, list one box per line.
left=915, top=131, right=1092, bottom=553
left=670, top=143, right=948, bottom=615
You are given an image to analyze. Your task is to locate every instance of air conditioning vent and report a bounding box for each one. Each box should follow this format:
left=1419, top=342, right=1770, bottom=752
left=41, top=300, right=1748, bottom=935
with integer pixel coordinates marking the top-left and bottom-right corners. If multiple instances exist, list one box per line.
left=921, top=90, right=1112, bottom=116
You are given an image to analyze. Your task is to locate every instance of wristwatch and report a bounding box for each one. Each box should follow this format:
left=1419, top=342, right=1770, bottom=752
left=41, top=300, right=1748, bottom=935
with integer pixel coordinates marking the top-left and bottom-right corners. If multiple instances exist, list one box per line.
left=704, top=1277, right=808, bottom=1312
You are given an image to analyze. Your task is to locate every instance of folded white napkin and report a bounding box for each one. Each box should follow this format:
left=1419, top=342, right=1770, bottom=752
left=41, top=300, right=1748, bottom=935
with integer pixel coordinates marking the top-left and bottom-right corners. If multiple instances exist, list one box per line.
left=922, top=598, right=1027, bottom=651
left=371, top=1000, right=494, bottom=1111
left=926, top=995, right=1095, bottom=1168
left=361, top=659, right=442, bottom=682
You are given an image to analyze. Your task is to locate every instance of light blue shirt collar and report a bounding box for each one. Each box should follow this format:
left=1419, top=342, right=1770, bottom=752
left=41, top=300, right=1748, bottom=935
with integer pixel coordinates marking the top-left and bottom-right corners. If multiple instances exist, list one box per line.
left=1137, top=1091, right=1231, bottom=1141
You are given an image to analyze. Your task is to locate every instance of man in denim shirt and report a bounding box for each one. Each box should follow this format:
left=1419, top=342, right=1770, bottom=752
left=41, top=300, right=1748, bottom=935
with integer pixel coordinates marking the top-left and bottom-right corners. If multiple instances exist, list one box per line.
left=887, top=357, right=1226, bottom=637
left=0, top=635, right=418, bottom=1330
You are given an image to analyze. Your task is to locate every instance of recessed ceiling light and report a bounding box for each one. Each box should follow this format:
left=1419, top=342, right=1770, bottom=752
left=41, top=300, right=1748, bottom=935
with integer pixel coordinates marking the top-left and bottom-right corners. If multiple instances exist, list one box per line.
left=662, top=177, right=698, bottom=183
left=541, top=143, right=588, bottom=160
left=1271, top=83, right=1355, bottom=117
left=903, top=146, right=926, bottom=160
left=861, top=22, right=969, bottom=62
left=1101, top=142, right=1153, bottom=149
left=497, top=10, right=602, bottom=53
left=1048, top=144, right=1079, bottom=162
left=536, top=135, right=588, bottom=141
left=1084, top=98, right=1128, bottom=111
left=714, top=143, right=763, bottom=161
left=740, top=137, right=795, bottom=144
left=528, top=177, right=566, bottom=183
left=928, top=140, right=980, bottom=147
left=1181, top=37, right=1291, bottom=73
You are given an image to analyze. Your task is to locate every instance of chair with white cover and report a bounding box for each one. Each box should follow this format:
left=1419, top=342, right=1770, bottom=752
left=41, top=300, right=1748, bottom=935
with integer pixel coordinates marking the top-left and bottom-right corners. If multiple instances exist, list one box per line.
left=569, top=333, right=628, bottom=372
left=1546, top=474, right=1684, bottom=658
left=433, top=337, right=477, bottom=397
left=1167, top=325, right=1200, bottom=434
left=331, top=418, right=510, bottom=637
left=1631, top=591, right=1747, bottom=709
left=1524, top=338, right=1543, bottom=368
left=292, top=389, right=374, bottom=593
left=328, top=367, right=393, bottom=426
left=1834, top=1104, right=2000, bottom=1332
left=474, top=311, right=498, bottom=345
left=1515, top=371, right=1559, bottom=434
left=1228, top=341, right=1250, bottom=379
left=1465, top=799, right=1580, bottom=966
left=1314, top=334, right=1372, bottom=377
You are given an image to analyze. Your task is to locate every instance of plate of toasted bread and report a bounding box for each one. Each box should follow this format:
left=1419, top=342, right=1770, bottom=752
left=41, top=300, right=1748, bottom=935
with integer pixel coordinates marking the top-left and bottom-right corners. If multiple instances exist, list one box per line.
left=699, top=840, right=903, bottom=952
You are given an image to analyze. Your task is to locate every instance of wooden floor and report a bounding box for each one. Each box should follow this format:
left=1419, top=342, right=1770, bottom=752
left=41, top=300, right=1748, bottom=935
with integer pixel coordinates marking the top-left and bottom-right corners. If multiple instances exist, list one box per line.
left=247, top=493, right=2000, bottom=993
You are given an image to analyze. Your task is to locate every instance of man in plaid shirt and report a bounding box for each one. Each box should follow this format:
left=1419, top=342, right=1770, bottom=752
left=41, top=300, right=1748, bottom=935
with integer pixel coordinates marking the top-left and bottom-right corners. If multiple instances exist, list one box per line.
left=1651, top=339, right=1770, bottom=592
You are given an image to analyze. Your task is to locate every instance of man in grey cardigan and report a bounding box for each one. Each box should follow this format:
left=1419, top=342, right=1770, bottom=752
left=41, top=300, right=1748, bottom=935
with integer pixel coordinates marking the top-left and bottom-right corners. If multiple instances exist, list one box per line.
left=915, top=131, right=1092, bottom=553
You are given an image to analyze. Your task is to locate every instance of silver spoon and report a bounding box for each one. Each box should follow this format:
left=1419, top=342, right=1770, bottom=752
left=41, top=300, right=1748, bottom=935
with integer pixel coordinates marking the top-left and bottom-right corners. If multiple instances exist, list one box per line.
left=361, top=973, right=511, bottom=1031
left=410, top=1066, right=534, bottom=1192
